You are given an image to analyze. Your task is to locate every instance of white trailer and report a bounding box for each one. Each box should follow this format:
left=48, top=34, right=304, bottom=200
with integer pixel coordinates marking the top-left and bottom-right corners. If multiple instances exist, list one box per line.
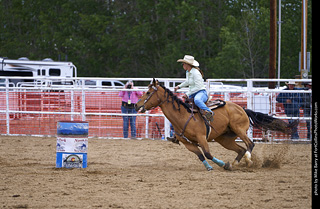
left=0, top=57, right=77, bottom=85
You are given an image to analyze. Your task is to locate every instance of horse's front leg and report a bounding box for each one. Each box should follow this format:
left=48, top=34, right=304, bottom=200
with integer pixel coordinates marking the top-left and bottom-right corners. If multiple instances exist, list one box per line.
left=198, top=138, right=232, bottom=171
left=180, top=139, right=213, bottom=171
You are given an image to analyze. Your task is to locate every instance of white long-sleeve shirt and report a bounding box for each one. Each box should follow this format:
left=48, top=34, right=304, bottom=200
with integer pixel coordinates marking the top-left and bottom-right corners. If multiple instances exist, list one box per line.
left=178, top=68, right=205, bottom=96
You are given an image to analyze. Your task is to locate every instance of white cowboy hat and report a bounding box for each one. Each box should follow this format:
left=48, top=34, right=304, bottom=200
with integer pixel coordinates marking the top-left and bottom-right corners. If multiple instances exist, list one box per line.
left=303, top=82, right=312, bottom=86
left=177, top=55, right=199, bottom=67
left=285, top=81, right=296, bottom=85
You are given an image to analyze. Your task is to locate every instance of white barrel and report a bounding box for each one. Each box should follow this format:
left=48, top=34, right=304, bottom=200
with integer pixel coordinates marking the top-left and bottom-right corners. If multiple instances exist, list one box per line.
left=56, top=121, right=88, bottom=168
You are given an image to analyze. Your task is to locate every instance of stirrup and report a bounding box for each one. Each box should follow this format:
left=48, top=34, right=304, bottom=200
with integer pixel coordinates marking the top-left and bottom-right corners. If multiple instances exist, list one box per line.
left=166, top=136, right=180, bottom=145
left=203, top=111, right=214, bottom=122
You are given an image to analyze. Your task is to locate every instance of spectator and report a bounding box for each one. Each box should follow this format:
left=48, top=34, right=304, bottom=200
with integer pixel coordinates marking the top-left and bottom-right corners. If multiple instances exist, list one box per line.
left=119, top=81, right=143, bottom=138
left=276, top=81, right=302, bottom=139
left=301, top=82, right=312, bottom=139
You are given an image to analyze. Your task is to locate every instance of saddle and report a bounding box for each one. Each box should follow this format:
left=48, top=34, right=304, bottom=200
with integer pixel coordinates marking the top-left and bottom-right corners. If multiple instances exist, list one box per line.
left=185, top=99, right=226, bottom=113
left=173, top=99, right=226, bottom=145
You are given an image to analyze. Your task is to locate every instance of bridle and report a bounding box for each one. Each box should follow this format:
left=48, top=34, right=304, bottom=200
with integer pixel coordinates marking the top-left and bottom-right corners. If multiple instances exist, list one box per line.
left=138, top=85, right=166, bottom=112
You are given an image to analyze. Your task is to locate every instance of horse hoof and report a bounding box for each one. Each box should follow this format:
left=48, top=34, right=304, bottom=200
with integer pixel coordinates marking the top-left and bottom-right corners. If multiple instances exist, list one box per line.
left=244, top=151, right=253, bottom=167
left=207, top=167, right=213, bottom=171
left=246, top=160, right=253, bottom=168
left=223, top=162, right=232, bottom=171
left=232, top=160, right=239, bottom=166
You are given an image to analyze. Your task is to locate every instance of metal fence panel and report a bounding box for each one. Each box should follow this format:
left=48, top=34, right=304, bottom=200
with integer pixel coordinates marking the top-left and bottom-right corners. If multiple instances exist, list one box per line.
left=0, top=77, right=312, bottom=142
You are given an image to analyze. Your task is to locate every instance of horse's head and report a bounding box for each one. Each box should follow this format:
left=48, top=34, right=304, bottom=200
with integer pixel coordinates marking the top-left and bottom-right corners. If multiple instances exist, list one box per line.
left=134, top=78, right=162, bottom=113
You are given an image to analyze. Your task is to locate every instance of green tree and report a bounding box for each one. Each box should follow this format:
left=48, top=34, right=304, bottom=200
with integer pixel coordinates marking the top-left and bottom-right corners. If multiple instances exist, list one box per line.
left=214, top=0, right=270, bottom=78
left=0, top=0, right=312, bottom=79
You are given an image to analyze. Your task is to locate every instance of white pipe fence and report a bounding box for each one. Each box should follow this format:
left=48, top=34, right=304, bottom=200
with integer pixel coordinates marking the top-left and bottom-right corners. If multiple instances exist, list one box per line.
left=0, top=76, right=312, bottom=142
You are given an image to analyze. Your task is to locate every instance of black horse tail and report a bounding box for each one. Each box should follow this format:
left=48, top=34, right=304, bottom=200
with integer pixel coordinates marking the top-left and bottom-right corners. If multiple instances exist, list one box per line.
left=244, top=109, right=299, bottom=135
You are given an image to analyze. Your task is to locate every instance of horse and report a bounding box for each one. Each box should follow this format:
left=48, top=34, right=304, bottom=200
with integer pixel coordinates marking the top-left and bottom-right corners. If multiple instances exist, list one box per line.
left=135, top=79, right=297, bottom=171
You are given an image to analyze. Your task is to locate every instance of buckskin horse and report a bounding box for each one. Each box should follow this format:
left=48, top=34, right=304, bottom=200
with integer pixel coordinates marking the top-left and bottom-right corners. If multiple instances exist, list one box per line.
left=135, top=79, right=298, bottom=171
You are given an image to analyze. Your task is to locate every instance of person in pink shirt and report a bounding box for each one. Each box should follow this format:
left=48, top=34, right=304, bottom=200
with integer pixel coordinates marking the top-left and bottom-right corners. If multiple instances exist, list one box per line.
left=119, top=80, right=143, bottom=138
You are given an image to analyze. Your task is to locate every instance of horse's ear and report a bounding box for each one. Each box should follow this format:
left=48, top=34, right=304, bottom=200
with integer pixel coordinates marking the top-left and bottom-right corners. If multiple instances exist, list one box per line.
left=152, top=78, right=156, bottom=86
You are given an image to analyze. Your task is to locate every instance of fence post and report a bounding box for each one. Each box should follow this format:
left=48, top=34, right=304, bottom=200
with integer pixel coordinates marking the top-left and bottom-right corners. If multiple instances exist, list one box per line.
left=5, top=78, right=10, bottom=134
left=206, top=79, right=210, bottom=93
left=163, top=79, right=170, bottom=139
left=145, top=113, right=149, bottom=138
left=247, top=79, right=253, bottom=110
left=246, top=80, right=253, bottom=139
left=81, top=81, right=86, bottom=121
left=71, top=89, right=74, bottom=121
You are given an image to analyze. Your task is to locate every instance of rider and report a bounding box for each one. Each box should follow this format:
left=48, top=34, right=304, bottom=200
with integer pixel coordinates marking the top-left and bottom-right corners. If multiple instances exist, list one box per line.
left=174, top=55, right=214, bottom=122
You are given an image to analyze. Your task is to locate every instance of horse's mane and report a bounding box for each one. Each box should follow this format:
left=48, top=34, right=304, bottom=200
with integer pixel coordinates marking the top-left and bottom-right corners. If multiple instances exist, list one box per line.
left=158, top=83, right=191, bottom=113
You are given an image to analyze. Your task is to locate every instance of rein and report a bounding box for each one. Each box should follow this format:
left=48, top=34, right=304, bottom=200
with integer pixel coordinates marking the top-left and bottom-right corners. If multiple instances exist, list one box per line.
left=141, top=85, right=197, bottom=145
left=177, top=104, right=197, bottom=145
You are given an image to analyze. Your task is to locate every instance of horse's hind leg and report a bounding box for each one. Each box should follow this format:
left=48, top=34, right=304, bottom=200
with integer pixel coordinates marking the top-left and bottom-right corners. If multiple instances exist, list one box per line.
left=233, top=130, right=255, bottom=167
left=214, top=134, right=247, bottom=166
left=228, top=106, right=255, bottom=166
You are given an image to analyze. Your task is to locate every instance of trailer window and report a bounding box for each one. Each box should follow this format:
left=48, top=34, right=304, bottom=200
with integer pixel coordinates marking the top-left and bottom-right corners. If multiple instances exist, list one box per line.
left=49, top=68, right=60, bottom=76
left=37, top=69, right=45, bottom=75
left=85, top=80, right=96, bottom=85
left=0, top=71, right=32, bottom=77
left=114, top=81, right=124, bottom=86
left=102, top=81, right=112, bottom=86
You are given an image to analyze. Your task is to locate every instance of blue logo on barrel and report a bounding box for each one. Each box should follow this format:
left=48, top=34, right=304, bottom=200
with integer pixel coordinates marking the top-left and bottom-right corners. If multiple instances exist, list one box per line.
left=57, top=121, right=88, bottom=135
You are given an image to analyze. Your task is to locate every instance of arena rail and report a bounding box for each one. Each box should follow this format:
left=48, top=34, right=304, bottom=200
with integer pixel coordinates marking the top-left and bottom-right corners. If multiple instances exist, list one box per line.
left=0, top=76, right=312, bottom=142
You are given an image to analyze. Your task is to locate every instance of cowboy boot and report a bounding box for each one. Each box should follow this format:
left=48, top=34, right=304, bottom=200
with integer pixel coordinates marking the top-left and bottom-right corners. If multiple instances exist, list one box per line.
left=201, top=110, right=214, bottom=122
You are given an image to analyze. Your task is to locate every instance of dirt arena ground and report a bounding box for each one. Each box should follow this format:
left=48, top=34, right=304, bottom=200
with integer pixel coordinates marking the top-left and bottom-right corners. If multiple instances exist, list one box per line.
left=0, top=136, right=312, bottom=209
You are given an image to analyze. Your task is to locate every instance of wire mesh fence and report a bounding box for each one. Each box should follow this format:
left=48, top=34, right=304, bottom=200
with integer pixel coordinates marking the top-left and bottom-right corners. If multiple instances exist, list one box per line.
left=0, top=77, right=312, bottom=142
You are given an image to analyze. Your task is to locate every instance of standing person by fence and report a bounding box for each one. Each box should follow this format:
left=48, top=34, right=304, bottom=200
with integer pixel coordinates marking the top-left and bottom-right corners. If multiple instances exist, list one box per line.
left=276, top=81, right=302, bottom=140
left=119, top=80, right=143, bottom=138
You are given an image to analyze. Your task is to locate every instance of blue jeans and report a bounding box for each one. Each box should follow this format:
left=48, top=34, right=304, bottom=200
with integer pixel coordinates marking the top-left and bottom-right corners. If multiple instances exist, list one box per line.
left=121, top=106, right=137, bottom=138
left=287, top=111, right=299, bottom=139
left=189, top=90, right=212, bottom=112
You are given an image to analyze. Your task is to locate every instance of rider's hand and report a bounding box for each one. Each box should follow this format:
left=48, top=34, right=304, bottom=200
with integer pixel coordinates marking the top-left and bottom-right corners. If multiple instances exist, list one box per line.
left=174, top=86, right=180, bottom=93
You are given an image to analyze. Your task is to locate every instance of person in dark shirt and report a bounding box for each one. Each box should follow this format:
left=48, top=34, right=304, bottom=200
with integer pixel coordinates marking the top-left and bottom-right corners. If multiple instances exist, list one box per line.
left=276, top=81, right=302, bottom=139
